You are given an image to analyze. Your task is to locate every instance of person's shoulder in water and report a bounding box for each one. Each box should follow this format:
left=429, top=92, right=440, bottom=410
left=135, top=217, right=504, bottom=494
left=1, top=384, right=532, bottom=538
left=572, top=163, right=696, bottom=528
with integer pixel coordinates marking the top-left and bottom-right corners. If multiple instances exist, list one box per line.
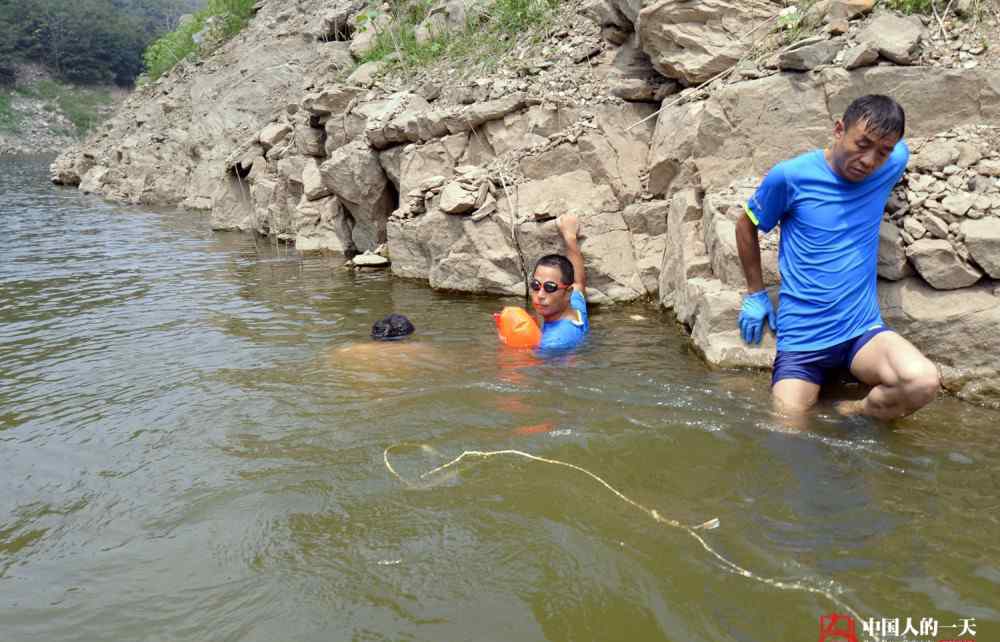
left=330, top=314, right=438, bottom=366
left=530, top=214, right=589, bottom=354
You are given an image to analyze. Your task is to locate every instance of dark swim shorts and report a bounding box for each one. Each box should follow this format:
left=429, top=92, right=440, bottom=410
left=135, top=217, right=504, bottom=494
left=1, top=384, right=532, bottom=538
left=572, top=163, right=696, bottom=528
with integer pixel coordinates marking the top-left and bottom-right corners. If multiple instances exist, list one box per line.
left=771, top=326, right=891, bottom=387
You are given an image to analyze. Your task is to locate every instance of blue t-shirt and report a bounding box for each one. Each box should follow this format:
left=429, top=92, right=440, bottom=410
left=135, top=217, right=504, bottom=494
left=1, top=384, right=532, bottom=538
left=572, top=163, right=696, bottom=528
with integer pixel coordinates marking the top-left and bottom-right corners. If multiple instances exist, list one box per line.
left=537, top=290, right=589, bottom=353
left=746, top=142, right=909, bottom=352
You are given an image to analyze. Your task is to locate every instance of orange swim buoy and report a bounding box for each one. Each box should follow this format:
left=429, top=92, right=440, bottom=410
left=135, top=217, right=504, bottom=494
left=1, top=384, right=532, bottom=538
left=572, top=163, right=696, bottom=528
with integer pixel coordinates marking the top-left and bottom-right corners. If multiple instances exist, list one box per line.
left=493, top=306, right=541, bottom=348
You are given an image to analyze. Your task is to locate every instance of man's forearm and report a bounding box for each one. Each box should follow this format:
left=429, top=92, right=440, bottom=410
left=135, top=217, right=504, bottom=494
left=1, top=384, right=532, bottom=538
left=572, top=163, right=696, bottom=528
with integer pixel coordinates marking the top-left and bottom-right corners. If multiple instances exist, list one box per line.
left=736, top=214, right=765, bottom=293
left=563, top=234, right=585, bottom=288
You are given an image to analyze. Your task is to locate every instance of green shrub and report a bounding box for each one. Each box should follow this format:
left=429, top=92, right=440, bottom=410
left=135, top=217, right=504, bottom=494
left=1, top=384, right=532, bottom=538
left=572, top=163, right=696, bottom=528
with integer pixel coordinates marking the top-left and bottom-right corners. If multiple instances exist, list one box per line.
left=882, top=0, right=934, bottom=14
left=0, top=92, right=20, bottom=132
left=143, top=0, right=258, bottom=81
left=15, top=80, right=113, bottom=135
left=357, top=0, right=560, bottom=73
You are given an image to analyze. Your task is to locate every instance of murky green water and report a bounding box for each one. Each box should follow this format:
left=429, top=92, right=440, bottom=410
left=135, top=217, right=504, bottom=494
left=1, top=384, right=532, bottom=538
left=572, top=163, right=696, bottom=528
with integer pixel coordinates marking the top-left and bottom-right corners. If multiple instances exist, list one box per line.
left=2, top=157, right=998, bottom=641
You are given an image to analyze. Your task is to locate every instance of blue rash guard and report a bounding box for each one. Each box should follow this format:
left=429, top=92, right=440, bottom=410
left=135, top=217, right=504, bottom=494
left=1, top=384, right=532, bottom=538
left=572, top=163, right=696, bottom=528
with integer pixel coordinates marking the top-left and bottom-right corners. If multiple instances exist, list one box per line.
left=746, top=141, right=909, bottom=352
left=536, top=290, right=589, bottom=354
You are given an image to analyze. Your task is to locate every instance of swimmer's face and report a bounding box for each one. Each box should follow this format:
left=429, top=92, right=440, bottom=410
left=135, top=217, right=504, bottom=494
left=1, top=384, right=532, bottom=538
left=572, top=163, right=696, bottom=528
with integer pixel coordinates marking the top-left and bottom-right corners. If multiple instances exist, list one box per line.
left=530, top=264, right=572, bottom=322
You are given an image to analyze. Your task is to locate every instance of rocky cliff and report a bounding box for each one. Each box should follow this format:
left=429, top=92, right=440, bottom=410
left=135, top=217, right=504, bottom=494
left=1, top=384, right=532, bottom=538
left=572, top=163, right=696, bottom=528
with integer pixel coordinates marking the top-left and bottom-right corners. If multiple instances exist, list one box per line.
left=51, top=0, right=1000, bottom=406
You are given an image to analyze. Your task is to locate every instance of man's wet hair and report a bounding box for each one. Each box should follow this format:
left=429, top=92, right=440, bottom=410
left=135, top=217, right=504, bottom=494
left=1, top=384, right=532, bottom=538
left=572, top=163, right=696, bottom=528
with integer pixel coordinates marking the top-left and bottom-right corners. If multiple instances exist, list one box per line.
left=842, top=94, right=906, bottom=140
left=371, top=314, right=415, bottom=341
left=534, top=254, right=574, bottom=286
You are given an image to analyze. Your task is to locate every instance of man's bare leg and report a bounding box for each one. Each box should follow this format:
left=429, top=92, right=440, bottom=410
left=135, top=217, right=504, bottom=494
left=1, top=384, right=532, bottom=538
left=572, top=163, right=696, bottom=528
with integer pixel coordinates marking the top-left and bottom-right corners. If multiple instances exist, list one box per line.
left=838, top=332, right=939, bottom=420
left=771, top=378, right=821, bottom=431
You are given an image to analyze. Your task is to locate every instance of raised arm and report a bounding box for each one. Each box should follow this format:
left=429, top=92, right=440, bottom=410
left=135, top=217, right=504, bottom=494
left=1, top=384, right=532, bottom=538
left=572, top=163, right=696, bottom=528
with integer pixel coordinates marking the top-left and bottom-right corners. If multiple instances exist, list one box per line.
left=557, top=214, right=585, bottom=295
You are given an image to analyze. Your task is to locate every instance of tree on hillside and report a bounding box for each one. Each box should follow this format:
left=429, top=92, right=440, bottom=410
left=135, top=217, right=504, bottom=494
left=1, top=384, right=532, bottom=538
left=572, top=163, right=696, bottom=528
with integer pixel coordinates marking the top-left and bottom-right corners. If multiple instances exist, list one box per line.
left=0, top=0, right=206, bottom=86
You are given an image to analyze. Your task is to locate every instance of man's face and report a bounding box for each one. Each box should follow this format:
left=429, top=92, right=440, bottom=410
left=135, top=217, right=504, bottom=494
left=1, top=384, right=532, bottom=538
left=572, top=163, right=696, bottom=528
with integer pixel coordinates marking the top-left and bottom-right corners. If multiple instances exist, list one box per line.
left=830, top=118, right=900, bottom=182
left=530, top=265, right=571, bottom=322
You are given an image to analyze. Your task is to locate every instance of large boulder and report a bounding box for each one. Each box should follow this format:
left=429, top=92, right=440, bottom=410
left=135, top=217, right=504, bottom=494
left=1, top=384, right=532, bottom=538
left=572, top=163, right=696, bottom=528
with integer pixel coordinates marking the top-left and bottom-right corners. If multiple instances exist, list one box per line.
left=960, top=217, right=1000, bottom=278
left=856, top=13, right=925, bottom=65
left=778, top=37, right=842, bottom=71
left=319, top=140, right=396, bottom=250
left=905, top=238, right=982, bottom=289
left=637, top=0, right=778, bottom=85
left=880, top=278, right=1000, bottom=406
left=878, top=220, right=914, bottom=280
left=622, top=200, right=670, bottom=294
left=294, top=195, right=355, bottom=253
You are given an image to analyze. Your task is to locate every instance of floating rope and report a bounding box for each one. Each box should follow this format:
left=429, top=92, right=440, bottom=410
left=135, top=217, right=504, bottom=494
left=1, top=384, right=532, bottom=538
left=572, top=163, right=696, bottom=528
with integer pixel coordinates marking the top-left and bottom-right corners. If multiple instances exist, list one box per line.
left=384, top=445, right=883, bottom=642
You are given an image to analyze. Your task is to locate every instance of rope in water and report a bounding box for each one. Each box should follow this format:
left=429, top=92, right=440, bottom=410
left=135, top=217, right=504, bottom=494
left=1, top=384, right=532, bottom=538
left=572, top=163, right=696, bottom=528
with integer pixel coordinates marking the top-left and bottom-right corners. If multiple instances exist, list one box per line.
left=384, top=445, right=883, bottom=641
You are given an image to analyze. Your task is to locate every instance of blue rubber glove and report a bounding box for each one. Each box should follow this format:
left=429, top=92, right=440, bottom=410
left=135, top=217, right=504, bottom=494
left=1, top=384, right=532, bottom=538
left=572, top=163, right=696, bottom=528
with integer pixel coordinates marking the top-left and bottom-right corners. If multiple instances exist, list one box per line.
left=738, top=290, right=776, bottom=345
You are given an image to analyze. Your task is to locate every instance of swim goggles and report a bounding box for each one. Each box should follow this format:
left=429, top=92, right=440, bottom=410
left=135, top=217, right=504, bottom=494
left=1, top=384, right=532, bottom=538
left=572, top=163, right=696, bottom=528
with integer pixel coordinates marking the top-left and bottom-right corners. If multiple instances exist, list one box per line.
left=529, top=279, right=570, bottom=294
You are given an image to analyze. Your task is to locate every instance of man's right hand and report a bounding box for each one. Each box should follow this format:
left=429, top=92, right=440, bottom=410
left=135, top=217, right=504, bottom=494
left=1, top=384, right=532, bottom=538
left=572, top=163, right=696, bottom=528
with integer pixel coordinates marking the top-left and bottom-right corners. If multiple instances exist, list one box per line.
left=738, top=290, right=776, bottom=345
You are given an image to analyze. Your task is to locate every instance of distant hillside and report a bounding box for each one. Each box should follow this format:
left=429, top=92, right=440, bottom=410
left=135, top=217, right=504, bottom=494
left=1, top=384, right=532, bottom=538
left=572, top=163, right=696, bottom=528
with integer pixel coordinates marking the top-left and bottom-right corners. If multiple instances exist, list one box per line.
left=0, top=0, right=205, bottom=88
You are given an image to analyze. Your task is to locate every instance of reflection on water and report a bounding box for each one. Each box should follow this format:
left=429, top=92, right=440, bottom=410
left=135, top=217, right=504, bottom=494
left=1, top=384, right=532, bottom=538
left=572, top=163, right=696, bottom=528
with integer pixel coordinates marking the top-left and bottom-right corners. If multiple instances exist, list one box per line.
left=1, top=157, right=999, bottom=641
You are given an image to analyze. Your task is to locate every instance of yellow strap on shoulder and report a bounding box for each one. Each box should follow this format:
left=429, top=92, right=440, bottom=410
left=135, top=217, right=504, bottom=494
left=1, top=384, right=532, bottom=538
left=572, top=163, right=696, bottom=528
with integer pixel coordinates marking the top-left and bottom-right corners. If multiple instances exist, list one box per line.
left=743, top=203, right=760, bottom=226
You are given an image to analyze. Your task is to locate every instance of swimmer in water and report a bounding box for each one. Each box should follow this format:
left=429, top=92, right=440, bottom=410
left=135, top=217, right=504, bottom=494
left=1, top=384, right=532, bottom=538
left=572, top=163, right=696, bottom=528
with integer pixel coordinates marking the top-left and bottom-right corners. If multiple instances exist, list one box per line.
left=531, top=214, right=589, bottom=353
left=329, top=314, right=440, bottom=368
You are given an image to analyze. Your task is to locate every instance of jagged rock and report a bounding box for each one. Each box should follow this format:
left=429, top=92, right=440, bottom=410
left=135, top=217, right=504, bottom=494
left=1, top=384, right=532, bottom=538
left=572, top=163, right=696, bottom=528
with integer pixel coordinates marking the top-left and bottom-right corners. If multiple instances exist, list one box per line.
left=659, top=188, right=709, bottom=308
left=905, top=238, right=982, bottom=289
left=942, top=192, right=975, bottom=217
left=302, top=158, right=330, bottom=201
left=276, top=156, right=306, bottom=185
left=880, top=278, right=1000, bottom=406
left=778, top=37, right=842, bottom=71
left=607, top=33, right=675, bottom=102
left=841, top=44, right=879, bottom=70
left=637, top=0, right=775, bottom=85
left=689, top=281, right=777, bottom=369
left=258, top=123, right=291, bottom=150
left=294, top=195, right=354, bottom=253
left=347, top=60, right=387, bottom=87
left=294, top=126, right=326, bottom=157
left=580, top=0, right=632, bottom=37
left=516, top=169, right=620, bottom=221
left=903, top=215, right=927, bottom=240
left=702, top=183, right=780, bottom=288
left=956, top=142, right=982, bottom=168
left=878, top=220, right=914, bottom=280
left=857, top=14, right=924, bottom=65
left=439, top=182, right=478, bottom=214
left=922, top=212, right=950, bottom=239
left=977, top=159, right=1000, bottom=177
left=79, top=166, right=110, bottom=194
left=576, top=103, right=656, bottom=206
left=396, top=139, right=464, bottom=197
left=301, top=85, right=364, bottom=116
left=827, top=0, right=875, bottom=21
left=319, top=140, right=395, bottom=250
left=623, top=200, right=669, bottom=294
left=960, top=217, right=1000, bottom=278
left=912, top=140, right=960, bottom=172
left=442, top=92, right=542, bottom=134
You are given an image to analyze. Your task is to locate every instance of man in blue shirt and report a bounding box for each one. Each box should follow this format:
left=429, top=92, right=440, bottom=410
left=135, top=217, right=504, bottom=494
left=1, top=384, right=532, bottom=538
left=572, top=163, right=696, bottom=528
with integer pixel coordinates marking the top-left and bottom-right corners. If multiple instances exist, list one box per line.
left=532, top=214, right=589, bottom=353
left=736, top=94, right=939, bottom=420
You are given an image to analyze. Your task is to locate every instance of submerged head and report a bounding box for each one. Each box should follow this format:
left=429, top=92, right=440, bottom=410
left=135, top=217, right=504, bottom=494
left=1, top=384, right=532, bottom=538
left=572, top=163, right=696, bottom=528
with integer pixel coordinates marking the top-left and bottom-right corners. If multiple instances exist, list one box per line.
left=829, top=94, right=905, bottom=183
left=371, top=314, right=415, bottom=341
left=530, top=254, right=574, bottom=322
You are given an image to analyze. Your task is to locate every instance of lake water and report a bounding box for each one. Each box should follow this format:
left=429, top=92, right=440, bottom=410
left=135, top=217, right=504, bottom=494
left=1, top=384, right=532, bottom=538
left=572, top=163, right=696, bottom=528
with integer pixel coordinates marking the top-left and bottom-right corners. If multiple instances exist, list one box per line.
left=2, top=157, right=998, bottom=641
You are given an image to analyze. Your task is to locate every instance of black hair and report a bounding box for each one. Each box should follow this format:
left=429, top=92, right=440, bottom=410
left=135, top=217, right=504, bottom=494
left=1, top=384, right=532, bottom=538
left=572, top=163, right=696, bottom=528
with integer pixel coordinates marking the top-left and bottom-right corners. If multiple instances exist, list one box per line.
left=842, top=94, right=906, bottom=140
left=533, top=254, right=574, bottom=286
left=371, top=314, right=415, bottom=341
